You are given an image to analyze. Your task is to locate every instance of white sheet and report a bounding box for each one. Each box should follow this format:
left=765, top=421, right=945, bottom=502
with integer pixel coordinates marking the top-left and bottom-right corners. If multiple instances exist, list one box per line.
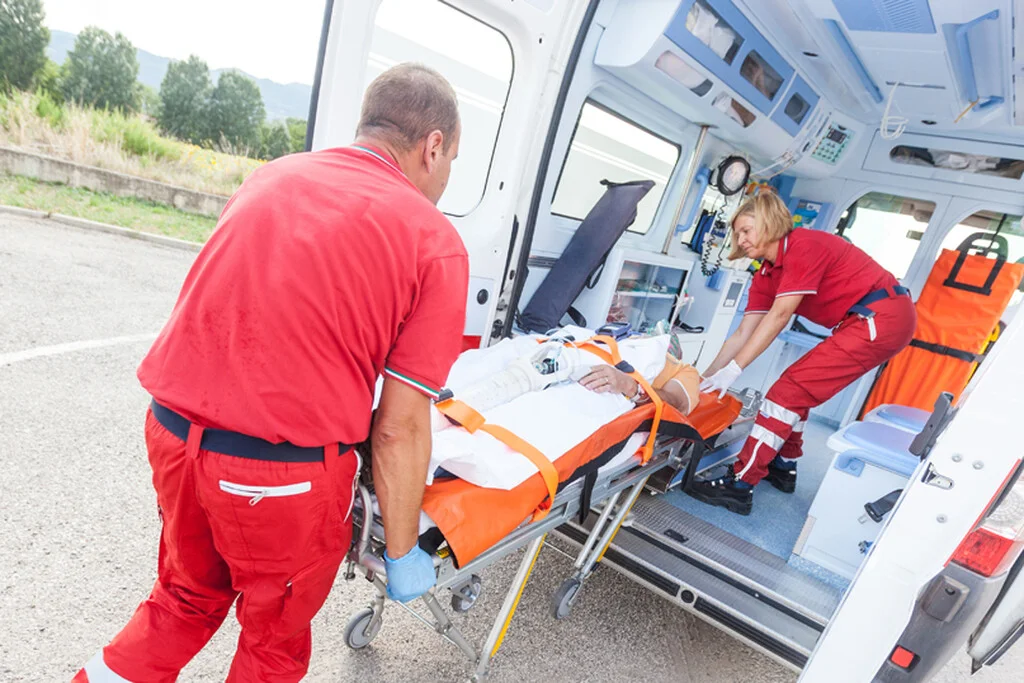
left=428, top=329, right=669, bottom=490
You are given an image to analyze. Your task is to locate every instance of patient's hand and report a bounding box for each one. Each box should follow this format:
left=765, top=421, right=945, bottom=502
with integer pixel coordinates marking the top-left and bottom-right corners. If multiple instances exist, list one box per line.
left=579, top=364, right=638, bottom=398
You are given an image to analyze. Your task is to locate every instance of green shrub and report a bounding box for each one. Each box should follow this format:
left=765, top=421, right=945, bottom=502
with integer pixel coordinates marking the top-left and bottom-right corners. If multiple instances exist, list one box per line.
left=33, top=59, right=63, bottom=104
left=86, top=107, right=182, bottom=162
left=34, top=90, right=65, bottom=129
left=120, top=116, right=181, bottom=161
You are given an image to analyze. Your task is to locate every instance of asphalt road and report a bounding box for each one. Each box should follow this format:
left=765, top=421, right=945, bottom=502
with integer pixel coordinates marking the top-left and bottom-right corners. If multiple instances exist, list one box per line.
left=1, top=213, right=1020, bottom=682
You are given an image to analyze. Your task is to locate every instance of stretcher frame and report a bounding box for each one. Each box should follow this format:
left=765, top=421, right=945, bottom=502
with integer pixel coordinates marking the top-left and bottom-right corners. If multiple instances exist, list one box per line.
left=342, top=434, right=693, bottom=681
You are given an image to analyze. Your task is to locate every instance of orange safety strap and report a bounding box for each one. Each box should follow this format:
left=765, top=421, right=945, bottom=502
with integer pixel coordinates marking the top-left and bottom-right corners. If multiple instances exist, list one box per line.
left=434, top=398, right=557, bottom=521
left=575, top=335, right=665, bottom=464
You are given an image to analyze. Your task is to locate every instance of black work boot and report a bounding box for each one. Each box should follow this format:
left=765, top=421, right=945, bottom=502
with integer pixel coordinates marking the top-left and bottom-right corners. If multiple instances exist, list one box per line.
left=686, top=469, right=753, bottom=516
left=765, top=455, right=797, bottom=494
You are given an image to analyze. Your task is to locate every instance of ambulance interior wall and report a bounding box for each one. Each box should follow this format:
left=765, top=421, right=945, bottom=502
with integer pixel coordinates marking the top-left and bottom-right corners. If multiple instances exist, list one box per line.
left=517, top=18, right=751, bottom=329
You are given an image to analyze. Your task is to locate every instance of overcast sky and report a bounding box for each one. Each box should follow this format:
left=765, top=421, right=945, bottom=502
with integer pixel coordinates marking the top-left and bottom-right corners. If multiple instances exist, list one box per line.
left=43, top=0, right=327, bottom=85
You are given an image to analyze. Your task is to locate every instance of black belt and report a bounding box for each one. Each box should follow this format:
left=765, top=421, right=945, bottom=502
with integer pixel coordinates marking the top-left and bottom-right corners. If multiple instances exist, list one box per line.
left=151, top=400, right=350, bottom=463
left=908, top=339, right=979, bottom=363
left=848, top=285, right=911, bottom=318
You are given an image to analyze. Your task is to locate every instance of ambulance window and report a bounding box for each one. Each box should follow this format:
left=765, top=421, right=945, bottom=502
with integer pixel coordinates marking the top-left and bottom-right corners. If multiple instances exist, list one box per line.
left=836, top=192, right=935, bottom=280
left=365, top=0, right=513, bottom=216
left=551, top=102, right=680, bottom=235
left=940, top=211, right=1024, bottom=262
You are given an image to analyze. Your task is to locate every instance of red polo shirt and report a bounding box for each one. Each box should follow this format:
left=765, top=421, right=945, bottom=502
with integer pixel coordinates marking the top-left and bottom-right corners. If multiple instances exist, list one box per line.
left=137, top=146, right=469, bottom=447
left=745, top=228, right=897, bottom=328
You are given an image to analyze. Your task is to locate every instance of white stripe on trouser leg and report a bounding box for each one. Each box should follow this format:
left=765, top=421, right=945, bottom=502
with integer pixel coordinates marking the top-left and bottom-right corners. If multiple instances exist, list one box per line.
left=83, top=651, right=131, bottom=682
left=759, top=399, right=801, bottom=426
left=736, top=441, right=762, bottom=479
left=750, top=424, right=785, bottom=450
left=736, top=425, right=787, bottom=479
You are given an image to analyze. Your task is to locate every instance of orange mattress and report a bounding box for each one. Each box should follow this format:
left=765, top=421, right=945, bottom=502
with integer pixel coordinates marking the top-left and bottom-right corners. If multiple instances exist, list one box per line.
left=422, top=392, right=741, bottom=566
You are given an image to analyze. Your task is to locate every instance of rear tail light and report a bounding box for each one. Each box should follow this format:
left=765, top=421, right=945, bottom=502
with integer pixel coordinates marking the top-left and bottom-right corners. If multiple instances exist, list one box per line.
left=952, top=476, right=1024, bottom=577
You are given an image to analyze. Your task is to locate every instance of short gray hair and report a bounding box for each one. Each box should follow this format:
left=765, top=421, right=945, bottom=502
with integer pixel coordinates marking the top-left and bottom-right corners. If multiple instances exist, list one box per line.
left=356, top=63, right=460, bottom=152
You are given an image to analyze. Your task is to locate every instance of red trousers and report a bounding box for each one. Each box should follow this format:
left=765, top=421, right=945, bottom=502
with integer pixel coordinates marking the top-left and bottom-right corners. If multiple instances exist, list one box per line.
left=734, top=295, right=916, bottom=485
left=74, top=409, right=360, bottom=682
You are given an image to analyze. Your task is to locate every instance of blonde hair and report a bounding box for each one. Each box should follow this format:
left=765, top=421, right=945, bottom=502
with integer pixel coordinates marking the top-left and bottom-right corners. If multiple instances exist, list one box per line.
left=728, top=190, right=794, bottom=260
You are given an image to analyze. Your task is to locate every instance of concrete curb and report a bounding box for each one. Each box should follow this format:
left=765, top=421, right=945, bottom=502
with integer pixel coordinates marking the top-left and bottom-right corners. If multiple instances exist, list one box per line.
left=0, top=204, right=203, bottom=252
left=0, top=146, right=230, bottom=217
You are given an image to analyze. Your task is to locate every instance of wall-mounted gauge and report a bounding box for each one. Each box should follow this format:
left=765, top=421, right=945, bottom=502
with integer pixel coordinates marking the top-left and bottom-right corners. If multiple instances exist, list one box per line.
left=716, top=155, right=751, bottom=196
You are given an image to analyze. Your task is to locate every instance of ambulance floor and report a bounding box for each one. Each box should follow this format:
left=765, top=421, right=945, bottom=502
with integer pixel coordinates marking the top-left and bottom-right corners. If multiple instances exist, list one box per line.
left=663, top=419, right=851, bottom=592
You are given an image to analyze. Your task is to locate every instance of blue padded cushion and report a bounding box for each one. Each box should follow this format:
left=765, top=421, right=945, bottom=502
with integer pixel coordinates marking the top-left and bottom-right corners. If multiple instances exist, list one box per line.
left=843, top=421, right=915, bottom=462
left=874, top=404, right=930, bottom=433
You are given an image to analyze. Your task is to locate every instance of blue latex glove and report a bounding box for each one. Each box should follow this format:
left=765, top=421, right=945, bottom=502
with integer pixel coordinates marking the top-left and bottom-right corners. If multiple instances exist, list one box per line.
left=384, top=546, right=436, bottom=602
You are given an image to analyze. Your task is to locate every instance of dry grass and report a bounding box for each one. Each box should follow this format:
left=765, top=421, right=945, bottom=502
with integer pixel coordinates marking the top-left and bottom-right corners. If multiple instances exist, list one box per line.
left=0, top=90, right=262, bottom=196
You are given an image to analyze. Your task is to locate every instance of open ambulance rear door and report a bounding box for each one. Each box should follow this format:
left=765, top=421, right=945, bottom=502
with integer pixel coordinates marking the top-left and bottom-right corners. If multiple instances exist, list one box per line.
left=798, top=313, right=1024, bottom=682
left=306, top=0, right=599, bottom=349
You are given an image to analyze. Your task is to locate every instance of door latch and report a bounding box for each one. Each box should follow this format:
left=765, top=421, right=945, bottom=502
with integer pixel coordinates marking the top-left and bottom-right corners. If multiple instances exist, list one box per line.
left=922, top=462, right=955, bottom=490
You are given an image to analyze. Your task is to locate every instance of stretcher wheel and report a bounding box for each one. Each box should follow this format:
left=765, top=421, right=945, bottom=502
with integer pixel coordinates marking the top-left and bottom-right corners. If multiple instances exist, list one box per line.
left=552, top=577, right=582, bottom=620
left=344, top=608, right=381, bottom=650
left=451, top=574, right=483, bottom=613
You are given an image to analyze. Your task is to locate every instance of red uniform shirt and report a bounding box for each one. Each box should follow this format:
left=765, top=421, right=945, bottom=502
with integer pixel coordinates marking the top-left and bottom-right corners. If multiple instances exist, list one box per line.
left=745, top=228, right=897, bottom=328
left=137, top=146, right=469, bottom=447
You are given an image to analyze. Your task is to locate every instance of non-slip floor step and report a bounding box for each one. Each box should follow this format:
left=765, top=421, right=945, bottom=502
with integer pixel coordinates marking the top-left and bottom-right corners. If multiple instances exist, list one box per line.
left=556, top=516, right=821, bottom=669
left=628, top=495, right=842, bottom=625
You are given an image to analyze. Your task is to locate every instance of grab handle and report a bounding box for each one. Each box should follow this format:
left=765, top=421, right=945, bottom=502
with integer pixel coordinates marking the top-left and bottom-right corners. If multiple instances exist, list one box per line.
left=950, top=10, right=1004, bottom=111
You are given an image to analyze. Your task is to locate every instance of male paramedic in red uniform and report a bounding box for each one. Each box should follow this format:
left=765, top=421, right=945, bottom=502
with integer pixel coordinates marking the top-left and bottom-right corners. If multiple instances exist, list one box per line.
left=74, top=63, right=469, bottom=681
left=689, top=191, right=915, bottom=515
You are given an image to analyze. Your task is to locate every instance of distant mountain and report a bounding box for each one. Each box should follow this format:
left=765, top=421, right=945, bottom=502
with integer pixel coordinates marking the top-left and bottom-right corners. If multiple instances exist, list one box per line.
left=46, top=29, right=312, bottom=121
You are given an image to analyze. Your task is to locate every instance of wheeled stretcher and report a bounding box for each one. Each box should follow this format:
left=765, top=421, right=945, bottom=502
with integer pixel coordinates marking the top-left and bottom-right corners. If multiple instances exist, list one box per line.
left=341, top=392, right=740, bottom=681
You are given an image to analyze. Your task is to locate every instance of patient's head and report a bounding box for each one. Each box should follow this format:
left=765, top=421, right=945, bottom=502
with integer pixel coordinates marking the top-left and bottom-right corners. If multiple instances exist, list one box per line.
left=728, top=190, right=793, bottom=261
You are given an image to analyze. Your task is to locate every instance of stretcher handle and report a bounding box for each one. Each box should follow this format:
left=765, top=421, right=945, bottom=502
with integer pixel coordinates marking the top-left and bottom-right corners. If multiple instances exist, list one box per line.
left=945, top=232, right=1010, bottom=296
left=956, top=231, right=1009, bottom=260
left=357, top=484, right=376, bottom=562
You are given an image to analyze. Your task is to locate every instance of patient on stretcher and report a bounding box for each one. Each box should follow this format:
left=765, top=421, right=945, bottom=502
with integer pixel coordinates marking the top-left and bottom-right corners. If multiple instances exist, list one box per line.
left=423, top=327, right=700, bottom=490
left=360, top=328, right=740, bottom=566
left=578, top=351, right=700, bottom=416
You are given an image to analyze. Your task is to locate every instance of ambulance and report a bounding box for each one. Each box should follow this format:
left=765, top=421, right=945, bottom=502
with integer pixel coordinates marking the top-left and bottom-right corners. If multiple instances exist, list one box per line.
left=308, top=1, right=1024, bottom=680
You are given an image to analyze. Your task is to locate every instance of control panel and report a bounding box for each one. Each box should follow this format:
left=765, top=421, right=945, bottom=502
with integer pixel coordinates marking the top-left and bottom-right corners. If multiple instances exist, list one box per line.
left=811, top=123, right=853, bottom=165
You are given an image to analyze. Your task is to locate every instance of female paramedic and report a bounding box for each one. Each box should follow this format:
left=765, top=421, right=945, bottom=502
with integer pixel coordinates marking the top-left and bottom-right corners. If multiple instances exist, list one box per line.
left=688, top=190, right=916, bottom=515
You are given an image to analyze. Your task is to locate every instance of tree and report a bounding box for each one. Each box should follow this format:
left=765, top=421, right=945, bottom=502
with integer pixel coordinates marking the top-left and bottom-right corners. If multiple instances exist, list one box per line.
left=205, top=70, right=265, bottom=153
left=158, top=55, right=212, bottom=144
left=136, top=83, right=159, bottom=117
left=0, top=0, right=50, bottom=91
left=259, top=121, right=292, bottom=160
left=62, top=26, right=139, bottom=112
left=33, top=58, right=63, bottom=103
left=286, top=117, right=307, bottom=154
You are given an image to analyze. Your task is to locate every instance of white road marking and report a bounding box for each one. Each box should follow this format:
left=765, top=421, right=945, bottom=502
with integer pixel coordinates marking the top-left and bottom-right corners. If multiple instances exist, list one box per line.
left=0, top=333, right=158, bottom=367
